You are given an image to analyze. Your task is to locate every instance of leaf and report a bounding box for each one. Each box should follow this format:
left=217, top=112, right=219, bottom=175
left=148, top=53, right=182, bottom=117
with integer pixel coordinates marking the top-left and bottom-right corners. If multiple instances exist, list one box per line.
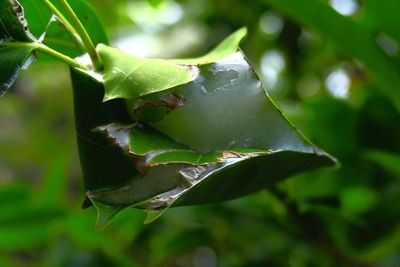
left=262, top=0, right=400, bottom=111
left=0, top=0, right=36, bottom=96
left=98, top=28, right=247, bottom=101
left=71, top=51, right=336, bottom=227
left=97, top=44, right=198, bottom=101
left=169, top=27, right=247, bottom=65
left=0, top=0, right=109, bottom=94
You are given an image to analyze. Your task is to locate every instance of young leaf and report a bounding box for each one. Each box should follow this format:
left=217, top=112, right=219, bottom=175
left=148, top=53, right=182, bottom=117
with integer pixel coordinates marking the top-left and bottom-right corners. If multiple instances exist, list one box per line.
left=70, top=51, right=336, bottom=227
left=97, top=44, right=198, bottom=101
left=0, top=0, right=36, bottom=96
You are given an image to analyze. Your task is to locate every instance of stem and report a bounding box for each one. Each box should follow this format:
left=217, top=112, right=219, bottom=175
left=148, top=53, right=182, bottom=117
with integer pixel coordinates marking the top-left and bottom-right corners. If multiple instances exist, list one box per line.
left=56, top=0, right=103, bottom=71
left=41, top=0, right=85, bottom=53
left=1, top=42, right=87, bottom=70
left=36, top=43, right=86, bottom=69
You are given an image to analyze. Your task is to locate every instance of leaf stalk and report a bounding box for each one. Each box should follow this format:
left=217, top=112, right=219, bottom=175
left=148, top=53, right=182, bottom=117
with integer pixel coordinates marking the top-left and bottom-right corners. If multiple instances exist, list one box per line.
left=55, top=0, right=103, bottom=70
left=40, top=0, right=85, bottom=53
left=0, top=42, right=87, bottom=70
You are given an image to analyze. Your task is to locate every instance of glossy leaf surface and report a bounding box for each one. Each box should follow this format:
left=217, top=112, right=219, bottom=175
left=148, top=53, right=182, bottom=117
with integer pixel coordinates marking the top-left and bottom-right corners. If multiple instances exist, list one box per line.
left=98, top=44, right=198, bottom=101
left=97, top=28, right=246, bottom=101
left=0, top=0, right=36, bottom=96
left=71, top=51, right=335, bottom=227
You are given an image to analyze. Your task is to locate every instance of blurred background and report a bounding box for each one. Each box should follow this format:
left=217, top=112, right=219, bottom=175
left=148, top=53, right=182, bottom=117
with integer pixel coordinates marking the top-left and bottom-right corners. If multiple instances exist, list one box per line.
left=1, top=0, right=400, bottom=266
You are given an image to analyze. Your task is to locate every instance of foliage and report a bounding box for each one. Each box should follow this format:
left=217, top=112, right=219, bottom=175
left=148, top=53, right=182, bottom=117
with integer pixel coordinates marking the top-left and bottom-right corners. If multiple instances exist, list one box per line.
left=1, top=0, right=334, bottom=228
left=1, top=0, right=400, bottom=266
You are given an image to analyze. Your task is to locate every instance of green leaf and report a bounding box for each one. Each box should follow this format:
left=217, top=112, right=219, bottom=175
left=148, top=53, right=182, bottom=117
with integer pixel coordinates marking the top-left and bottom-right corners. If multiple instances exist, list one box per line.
left=0, top=45, right=35, bottom=95
left=98, top=28, right=247, bottom=101
left=262, top=0, right=400, bottom=111
left=169, top=27, right=247, bottom=65
left=0, top=0, right=32, bottom=41
left=0, top=0, right=36, bottom=96
left=1, top=0, right=109, bottom=94
left=71, top=51, right=336, bottom=227
left=16, top=0, right=51, bottom=38
left=97, top=44, right=198, bottom=101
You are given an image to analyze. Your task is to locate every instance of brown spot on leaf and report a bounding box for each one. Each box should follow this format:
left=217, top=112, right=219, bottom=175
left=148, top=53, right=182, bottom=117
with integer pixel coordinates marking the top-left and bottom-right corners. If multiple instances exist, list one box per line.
left=131, top=93, right=186, bottom=122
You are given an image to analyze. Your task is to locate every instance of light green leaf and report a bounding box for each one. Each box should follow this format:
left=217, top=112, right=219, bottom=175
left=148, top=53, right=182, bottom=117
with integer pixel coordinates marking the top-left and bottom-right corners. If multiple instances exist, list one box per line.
left=97, top=28, right=247, bottom=101
left=169, top=27, right=247, bottom=65
left=97, top=44, right=198, bottom=101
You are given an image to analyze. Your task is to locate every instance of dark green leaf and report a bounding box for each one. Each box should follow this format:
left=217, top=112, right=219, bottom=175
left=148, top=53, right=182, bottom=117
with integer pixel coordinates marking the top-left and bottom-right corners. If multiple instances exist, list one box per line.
left=0, top=45, right=35, bottom=95
left=0, top=0, right=35, bottom=96
left=71, top=51, right=336, bottom=227
left=0, top=0, right=32, bottom=41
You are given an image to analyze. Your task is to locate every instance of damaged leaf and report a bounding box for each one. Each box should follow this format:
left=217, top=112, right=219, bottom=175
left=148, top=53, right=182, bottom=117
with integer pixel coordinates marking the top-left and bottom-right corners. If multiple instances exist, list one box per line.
left=97, top=28, right=247, bottom=102
left=0, top=0, right=108, bottom=95
left=71, top=51, right=336, bottom=228
left=0, top=0, right=36, bottom=96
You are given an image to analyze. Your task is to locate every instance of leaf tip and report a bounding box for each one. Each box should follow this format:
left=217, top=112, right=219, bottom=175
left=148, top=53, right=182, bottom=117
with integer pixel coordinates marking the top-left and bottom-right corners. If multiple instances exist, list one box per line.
left=143, top=210, right=166, bottom=224
left=237, top=27, right=248, bottom=39
left=92, top=201, right=124, bottom=230
left=102, top=94, right=114, bottom=102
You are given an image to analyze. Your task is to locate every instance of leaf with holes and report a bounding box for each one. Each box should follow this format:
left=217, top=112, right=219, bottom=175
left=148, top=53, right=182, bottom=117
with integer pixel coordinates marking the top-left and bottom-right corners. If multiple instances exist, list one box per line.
left=71, top=51, right=336, bottom=229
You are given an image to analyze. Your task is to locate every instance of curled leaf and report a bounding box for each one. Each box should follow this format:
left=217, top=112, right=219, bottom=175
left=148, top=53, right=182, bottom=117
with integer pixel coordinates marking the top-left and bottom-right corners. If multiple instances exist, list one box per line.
left=71, top=51, right=336, bottom=228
